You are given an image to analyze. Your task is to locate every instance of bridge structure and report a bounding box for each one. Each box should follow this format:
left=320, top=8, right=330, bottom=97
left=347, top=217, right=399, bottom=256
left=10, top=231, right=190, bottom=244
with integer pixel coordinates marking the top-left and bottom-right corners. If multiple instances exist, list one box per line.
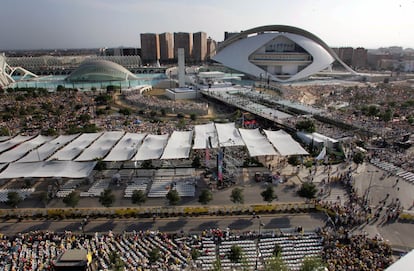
left=0, top=53, right=38, bottom=88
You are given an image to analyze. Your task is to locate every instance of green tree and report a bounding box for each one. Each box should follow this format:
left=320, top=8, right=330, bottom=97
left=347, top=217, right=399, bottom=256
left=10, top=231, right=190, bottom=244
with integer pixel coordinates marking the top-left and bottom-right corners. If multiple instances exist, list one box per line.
left=160, top=108, right=166, bottom=116
left=228, top=245, right=243, bottom=263
left=78, top=114, right=91, bottom=123
left=272, top=244, right=282, bottom=257
left=94, top=159, right=107, bottom=171
left=108, top=251, right=125, bottom=271
left=212, top=257, right=222, bottom=271
left=261, top=186, right=278, bottom=203
left=288, top=156, right=300, bottom=166
left=296, top=120, right=316, bottom=133
left=141, top=160, right=153, bottom=169
left=353, top=152, right=365, bottom=165
left=230, top=188, right=244, bottom=204
left=198, top=189, right=213, bottom=205
left=99, top=189, right=115, bottom=207
left=297, top=182, right=317, bottom=199
left=190, top=113, right=197, bottom=121
left=131, top=190, right=147, bottom=205
left=62, top=191, right=80, bottom=208
left=192, top=156, right=201, bottom=168
left=166, top=189, right=180, bottom=205
left=41, top=128, right=58, bottom=136
left=300, top=256, right=326, bottom=271
left=265, top=253, right=288, bottom=271
left=119, top=107, right=131, bottom=115
left=6, top=191, right=22, bottom=208
left=148, top=248, right=160, bottom=264
left=191, top=248, right=201, bottom=260
left=0, top=127, right=10, bottom=136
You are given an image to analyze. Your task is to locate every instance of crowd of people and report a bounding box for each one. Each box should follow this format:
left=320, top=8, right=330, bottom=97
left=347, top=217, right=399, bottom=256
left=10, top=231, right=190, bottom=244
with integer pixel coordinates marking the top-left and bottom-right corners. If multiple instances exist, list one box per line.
left=320, top=227, right=392, bottom=271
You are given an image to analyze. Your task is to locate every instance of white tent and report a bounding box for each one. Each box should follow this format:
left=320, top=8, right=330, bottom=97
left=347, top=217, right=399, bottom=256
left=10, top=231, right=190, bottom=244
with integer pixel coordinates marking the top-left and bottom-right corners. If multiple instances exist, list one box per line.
left=215, top=122, right=245, bottom=147
left=161, top=131, right=193, bottom=159
left=264, top=130, right=309, bottom=156
left=75, top=131, right=124, bottom=161
left=133, top=134, right=169, bottom=161
left=18, top=134, right=80, bottom=162
left=0, top=161, right=96, bottom=179
left=0, top=135, right=53, bottom=163
left=0, top=135, right=34, bottom=153
left=193, top=122, right=219, bottom=149
left=104, top=133, right=147, bottom=161
left=49, top=133, right=103, bottom=161
left=239, top=128, right=277, bottom=157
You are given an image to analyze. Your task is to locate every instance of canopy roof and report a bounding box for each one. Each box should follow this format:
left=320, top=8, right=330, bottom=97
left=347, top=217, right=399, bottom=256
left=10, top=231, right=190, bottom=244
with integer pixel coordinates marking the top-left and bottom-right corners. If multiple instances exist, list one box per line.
left=264, top=130, right=309, bottom=156
left=0, top=135, right=53, bottom=163
left=133, top=134, right=169, bottom=161
left=239, top=128, right=277, bottom=157
left=161, top=131, right=193, bottom=159
left=103, top=133, right=146, bottom=161
left=215, top=122, right=245, bottom=147
left=75, top=131, right=124, bottom=161
left=0, top=161, right=96, bottom=179
left=0, top=135, right=33, bottom=153
left=193, top=122, right=219, bottom=149
left=18, top=134, right=79, bottom=162
left=49, top=133, right=103, bottom=161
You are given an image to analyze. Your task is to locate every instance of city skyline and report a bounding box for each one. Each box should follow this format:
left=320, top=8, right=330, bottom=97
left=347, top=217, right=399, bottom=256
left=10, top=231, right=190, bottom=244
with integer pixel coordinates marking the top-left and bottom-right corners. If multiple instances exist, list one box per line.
left=1, top=0, right=414, bottom=50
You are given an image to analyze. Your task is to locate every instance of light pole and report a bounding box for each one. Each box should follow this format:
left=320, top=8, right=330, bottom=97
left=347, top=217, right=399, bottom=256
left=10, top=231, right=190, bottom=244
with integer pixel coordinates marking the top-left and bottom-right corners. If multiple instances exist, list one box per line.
left=364, top=170, right=379, bottom=205
left=255, top=215, right=264, bottom=270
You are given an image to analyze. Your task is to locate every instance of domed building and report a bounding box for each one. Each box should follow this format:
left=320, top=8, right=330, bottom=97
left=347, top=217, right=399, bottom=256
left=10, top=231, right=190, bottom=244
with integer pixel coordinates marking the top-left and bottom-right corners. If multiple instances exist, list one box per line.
left=66, top=59, right=137, bottom=82
left=213, top=25, right=356, bottom=82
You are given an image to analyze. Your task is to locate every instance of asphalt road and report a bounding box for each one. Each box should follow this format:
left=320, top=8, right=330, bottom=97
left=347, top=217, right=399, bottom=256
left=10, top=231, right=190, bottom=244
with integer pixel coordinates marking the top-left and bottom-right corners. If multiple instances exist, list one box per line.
left=0, top=213, right=326, bottom=235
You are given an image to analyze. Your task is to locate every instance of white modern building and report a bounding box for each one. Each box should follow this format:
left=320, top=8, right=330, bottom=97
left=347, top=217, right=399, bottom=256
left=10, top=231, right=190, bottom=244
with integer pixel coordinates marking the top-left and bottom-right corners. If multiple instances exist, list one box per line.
left=213, top=25, right=356, bottom=82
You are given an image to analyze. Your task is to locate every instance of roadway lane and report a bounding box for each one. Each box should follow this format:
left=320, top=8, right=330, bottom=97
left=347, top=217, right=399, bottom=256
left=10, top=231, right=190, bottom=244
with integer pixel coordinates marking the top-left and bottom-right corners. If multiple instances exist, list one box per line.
left=0, top=213, right=326, bottom=235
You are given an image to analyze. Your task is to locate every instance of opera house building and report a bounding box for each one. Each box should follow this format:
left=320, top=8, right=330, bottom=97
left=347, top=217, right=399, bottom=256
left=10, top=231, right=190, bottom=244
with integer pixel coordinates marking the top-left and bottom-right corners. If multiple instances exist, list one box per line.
left=213, top=25, right=354, bottom=82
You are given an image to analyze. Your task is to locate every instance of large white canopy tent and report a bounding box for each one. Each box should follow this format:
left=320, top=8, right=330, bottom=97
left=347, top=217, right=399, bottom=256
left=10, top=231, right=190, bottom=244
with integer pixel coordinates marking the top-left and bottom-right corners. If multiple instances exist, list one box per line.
left=264, top=130, right=309, bottom=156
left=161, top=131, right=193, bottom=159
left=0, top=135, right=34, bottom=153
left=0, top=135, right=53, bottom=163
left=239, top=128, right=277, bottom=157
left=193, top=123, right=219, bottom=149
left=75, top=131, right=124, bottom=161
left=18, top=134, right=80, bottom=162
left=215, top=122, right=245, bottom=147
left=49, top=133, right=103, bottom=161
left=103, top=133, right=146, bottom=161
left=0, top=161, right=96, bottom=179
left=133, top=134, right=169, bottom=161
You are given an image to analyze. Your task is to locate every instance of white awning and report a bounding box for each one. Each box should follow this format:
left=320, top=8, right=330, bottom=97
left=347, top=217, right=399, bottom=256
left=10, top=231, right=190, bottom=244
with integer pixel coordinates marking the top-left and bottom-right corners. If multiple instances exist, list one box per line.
left=18, top=134, right=80, bottom=162
left=49, top=133, right=103, bottom=161
left=0, top=161, right=96, bottom=179
left=104, top=133, right=147, bottom=161
left=133, top=134, right=169, bottom=161
left=193, top=122, right=219, bottom=149
left=239, top=128, right=277, bottom=157
left=161, top=131, right=193, bottom=159
left=215, top=122, right=245, bottom=147
left=75, top=131, right=124, bottom=161
left=0, top=135, right=53, bottom=163
left=0, top=135, right=34, bottom=153
left=264, top=130, right=309, bottom=156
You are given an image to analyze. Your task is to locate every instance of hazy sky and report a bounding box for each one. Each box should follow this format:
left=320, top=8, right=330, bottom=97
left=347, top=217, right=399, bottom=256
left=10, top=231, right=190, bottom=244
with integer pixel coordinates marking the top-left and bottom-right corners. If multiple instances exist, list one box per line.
left=1, top=0, right=413, bottom=50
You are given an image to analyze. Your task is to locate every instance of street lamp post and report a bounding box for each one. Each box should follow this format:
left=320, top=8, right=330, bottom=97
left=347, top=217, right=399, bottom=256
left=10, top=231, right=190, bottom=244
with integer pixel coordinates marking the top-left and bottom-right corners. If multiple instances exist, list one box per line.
left=255, top=215, right=264, bottom=270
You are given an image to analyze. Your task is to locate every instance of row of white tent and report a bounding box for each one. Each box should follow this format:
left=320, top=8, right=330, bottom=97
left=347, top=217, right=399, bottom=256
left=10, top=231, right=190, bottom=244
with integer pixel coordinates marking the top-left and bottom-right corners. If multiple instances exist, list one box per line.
left=0, top=122, right=311, bottom=179
left=0, top=123, right=308, bottom=164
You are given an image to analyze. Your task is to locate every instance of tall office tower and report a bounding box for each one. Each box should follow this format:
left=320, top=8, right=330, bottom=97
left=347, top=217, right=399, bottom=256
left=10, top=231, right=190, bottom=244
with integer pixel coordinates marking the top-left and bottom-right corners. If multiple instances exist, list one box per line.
left=193, top=32, right=207, bottom=62
left=174, top=32, right=193, bottom=61
left=352, top=47, right=368, bottom=69
left=338, top=47, right=354, bottom=66
left=159, top=32, right=174, bottom=62
left=206, top=37, right=217, bottom=59
left=140, top=33, right=160, bottom=63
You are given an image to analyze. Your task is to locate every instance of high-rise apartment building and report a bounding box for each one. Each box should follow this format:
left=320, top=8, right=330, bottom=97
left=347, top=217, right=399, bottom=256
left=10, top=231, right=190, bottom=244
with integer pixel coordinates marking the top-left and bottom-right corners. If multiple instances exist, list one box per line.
left=193, top=32, right=207, bottom=62
left=352, top=47, right=368, bottom=69
left=207, top=37, right=217, bottom=59
left=174, top=32, right=193, bottom=60
left=140, top=33, right=160, bottom=63
left=159, top=32, right=174, bottom=62
left=337, top=47, right=354, bottom=66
